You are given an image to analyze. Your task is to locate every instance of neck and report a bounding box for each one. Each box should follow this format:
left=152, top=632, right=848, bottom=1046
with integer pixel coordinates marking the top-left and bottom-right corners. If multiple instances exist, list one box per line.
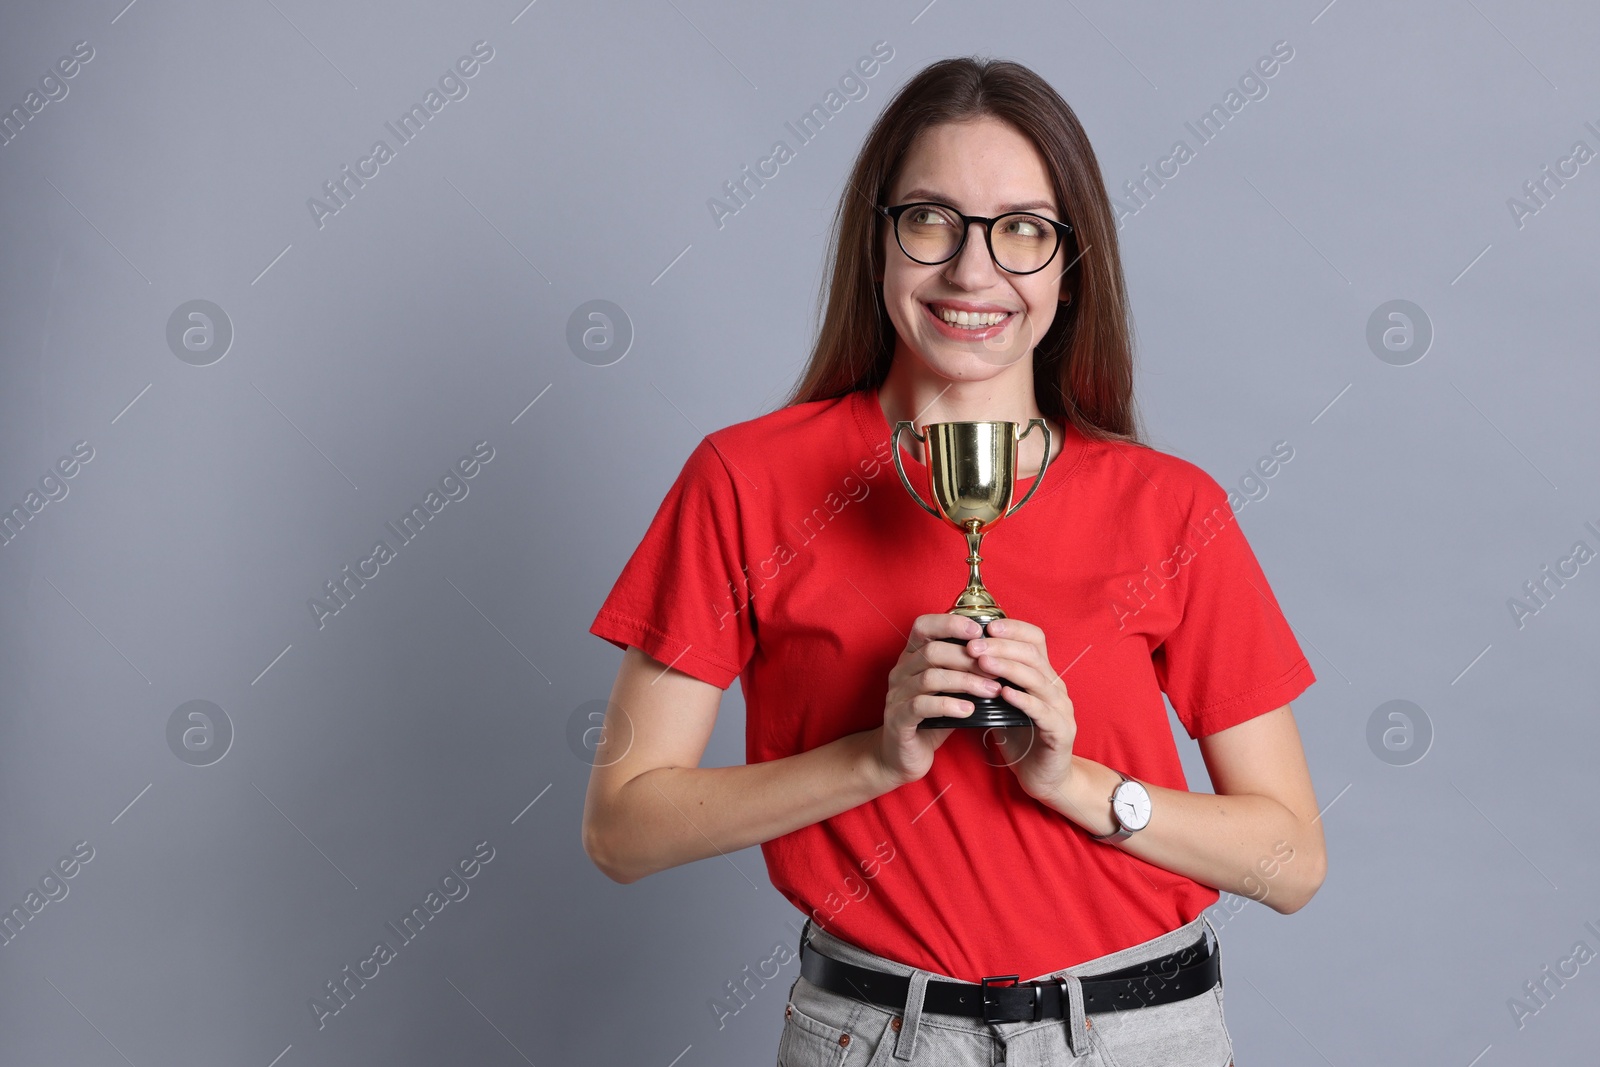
left=876, top=346, right=1061, bottom=474
left=877, top=350, right=1044, bottom=427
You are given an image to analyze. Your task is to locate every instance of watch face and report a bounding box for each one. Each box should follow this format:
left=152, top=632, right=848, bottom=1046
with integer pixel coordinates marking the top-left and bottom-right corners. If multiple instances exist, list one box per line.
left=1113, top=781, right=1152, bottom=831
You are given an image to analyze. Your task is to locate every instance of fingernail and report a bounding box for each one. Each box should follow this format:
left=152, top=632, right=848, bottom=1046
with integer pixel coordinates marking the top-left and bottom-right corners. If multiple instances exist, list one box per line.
left=990, top=621, right=1004, bottom=634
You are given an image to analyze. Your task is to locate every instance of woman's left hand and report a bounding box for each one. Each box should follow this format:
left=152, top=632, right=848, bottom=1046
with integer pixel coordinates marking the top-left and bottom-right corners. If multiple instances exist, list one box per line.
left=965, top=617, right=1078, bottom=805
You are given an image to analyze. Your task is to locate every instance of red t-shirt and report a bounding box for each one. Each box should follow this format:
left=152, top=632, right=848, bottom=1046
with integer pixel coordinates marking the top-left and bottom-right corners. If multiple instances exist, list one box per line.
left=589, top=386, right=1315, bottom=981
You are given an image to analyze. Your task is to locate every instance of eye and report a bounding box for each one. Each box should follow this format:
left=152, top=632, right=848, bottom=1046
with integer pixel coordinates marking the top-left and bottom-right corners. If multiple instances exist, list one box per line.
left=908, top=207, right=953, bottom=227
left=1000, top=215, right=1048, bottom=238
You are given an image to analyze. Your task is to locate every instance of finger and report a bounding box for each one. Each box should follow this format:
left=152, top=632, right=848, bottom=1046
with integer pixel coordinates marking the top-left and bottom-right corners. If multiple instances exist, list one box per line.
left=919, top=613, right=984, bottom=640
left=995, top=683, right=1060, bottom=731
left=997, top=683, right=1075, bottom=735
left=997, top=682, right=1042, bottom=714
left=914, top=693, right=975, bottom=722
left=964, top=635, right=1047, bottom=667
left=982, top=617, right=1044, bottom=644
left=967, top=653, right=1058, bottom=698
left=918, top=666, right=1004, bottom=698
left=918, top=637, right=985, bottom=670
left=906, top=613, right=983, bottom=655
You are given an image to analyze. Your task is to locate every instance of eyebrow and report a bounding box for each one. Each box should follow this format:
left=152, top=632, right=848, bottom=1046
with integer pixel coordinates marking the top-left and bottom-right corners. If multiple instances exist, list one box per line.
left=896, top=187, right=1060, bottom=216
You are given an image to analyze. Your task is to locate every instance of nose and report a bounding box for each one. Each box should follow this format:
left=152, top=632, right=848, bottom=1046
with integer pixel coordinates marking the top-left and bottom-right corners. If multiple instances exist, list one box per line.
left=945, top=219, right=1002, bottom=289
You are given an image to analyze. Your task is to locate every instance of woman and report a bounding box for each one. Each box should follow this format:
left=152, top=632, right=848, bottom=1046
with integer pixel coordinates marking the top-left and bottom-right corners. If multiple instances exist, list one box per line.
left=585, top=56, right=1324, bottom=1066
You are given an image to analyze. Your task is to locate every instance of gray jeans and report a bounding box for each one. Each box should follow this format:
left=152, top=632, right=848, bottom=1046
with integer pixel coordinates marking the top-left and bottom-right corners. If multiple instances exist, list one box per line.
left=777, top=913, right=1232, bottom=1067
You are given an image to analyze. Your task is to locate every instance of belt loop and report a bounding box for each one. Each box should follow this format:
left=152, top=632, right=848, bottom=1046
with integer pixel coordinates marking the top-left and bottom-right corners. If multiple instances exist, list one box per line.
left=892, top=970, right=931, bottom=1061
left=1056, top=974, right=1088, bottom=1056
left=1202, top=912, right=1223, bottom=990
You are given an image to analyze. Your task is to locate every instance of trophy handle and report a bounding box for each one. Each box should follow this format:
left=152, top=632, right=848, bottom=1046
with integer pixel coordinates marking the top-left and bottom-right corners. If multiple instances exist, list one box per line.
left=890, top=421, right=941, bottom=519
left=1006, top=418, right=1053, bottom=518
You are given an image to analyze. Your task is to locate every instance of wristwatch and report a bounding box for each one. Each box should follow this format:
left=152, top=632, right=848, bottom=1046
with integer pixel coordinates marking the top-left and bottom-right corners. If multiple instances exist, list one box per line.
left=1087, top=770, right=1152, bottom=842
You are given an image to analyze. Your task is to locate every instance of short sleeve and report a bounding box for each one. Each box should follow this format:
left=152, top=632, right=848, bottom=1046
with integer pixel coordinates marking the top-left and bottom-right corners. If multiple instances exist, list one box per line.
left=1153, top=474, right=1316, bottom=738
left=588, top=437, right=756, bottom=690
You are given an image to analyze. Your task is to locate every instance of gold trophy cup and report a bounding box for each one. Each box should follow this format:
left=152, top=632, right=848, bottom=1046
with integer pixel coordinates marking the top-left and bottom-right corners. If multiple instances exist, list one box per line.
left=891, top=417, right=1054, bottom=729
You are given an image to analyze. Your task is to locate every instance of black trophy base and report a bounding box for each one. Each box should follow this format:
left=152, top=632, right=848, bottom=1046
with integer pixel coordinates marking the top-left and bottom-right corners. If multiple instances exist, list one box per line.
left=918, top=688, right=1033, bottom=729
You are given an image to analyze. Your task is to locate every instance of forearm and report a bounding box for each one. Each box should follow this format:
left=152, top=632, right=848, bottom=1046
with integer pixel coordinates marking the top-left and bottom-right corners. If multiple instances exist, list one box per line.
left=593, top=729, right=896, bottom=884
left=1045, top=756, right=1325, bottom=913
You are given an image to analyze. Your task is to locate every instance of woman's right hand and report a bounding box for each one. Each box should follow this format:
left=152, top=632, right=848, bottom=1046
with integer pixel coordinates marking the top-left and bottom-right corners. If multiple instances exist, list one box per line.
left=872, top=613, right=1004, bottom=789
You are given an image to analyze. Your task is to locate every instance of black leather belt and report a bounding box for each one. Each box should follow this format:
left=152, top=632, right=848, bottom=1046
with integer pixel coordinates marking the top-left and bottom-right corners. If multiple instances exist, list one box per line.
left=799, top=930, right=1219, bottom=1024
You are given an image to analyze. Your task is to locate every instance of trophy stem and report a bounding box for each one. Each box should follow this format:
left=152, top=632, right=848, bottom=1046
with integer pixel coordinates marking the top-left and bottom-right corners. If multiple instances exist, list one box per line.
left=950, top=520, right=1002, bottom=617
left=919, top=518, right=1033, bottom=730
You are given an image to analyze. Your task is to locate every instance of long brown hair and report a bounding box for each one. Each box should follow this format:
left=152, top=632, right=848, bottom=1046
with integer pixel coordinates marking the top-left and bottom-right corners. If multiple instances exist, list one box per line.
left=779, top=57, right=1146, bottom=447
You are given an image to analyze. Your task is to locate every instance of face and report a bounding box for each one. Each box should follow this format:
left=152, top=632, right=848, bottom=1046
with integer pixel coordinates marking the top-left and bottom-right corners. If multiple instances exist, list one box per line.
left=880, top=115, right=1070, bottom=381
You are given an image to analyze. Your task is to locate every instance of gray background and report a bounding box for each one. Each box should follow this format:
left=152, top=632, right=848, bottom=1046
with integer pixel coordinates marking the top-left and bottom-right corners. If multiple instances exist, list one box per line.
left=1, top=0, right=1597, bottom=1064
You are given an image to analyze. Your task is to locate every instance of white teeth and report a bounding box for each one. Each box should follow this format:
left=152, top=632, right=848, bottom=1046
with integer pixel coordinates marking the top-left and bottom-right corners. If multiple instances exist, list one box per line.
left=936, top=307, right=1008, bottom=327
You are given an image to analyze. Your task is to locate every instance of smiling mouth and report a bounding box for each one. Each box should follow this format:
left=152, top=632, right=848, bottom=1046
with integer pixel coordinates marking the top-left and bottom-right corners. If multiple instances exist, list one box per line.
left=928, top=302, right=1011, bottom=327
left=924, top=302, right=1016, bottom=335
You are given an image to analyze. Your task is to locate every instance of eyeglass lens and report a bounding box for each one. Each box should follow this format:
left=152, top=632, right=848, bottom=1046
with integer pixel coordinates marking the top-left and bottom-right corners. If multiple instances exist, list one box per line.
left=895, top=204, right=1060, bottom=273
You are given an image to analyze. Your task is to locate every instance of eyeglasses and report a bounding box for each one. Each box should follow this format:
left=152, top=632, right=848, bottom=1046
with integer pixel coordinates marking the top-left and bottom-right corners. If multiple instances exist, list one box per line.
left=877, top=201, right=1074, bottom=275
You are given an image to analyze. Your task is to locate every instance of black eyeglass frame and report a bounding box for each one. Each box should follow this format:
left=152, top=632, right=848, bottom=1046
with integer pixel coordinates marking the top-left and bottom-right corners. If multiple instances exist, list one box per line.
left=876, top=201, right=1075, bottom=276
